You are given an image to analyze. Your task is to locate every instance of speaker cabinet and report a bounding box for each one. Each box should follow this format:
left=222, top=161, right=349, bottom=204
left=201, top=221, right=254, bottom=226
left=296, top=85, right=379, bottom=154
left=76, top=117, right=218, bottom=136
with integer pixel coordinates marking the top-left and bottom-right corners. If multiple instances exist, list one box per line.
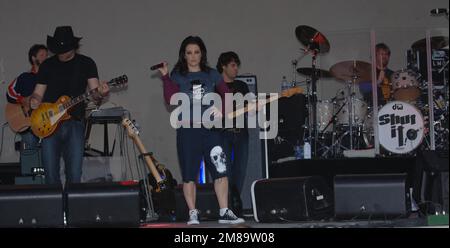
left=334, top=174, right=410, bottom=219
left=0, top=184, right=63, bottom=227
left=65, top=181, right=141, bottom=227
left=251, top=176, right=333, bottom=222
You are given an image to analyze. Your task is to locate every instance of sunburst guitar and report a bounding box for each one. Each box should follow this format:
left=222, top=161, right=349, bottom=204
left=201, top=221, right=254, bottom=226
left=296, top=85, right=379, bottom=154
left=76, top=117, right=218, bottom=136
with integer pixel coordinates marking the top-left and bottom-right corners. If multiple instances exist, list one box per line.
left=30, top=75, right=128, bottom=139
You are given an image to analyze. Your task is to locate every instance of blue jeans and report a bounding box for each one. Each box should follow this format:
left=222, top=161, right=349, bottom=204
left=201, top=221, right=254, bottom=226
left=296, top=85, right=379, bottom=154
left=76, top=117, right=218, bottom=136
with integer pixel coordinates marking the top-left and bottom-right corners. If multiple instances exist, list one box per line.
left=223, top=129, right=249, bottom=195
left=20, top=130, right=40, bottom=150
left=41, top=119, right=85, bottom=184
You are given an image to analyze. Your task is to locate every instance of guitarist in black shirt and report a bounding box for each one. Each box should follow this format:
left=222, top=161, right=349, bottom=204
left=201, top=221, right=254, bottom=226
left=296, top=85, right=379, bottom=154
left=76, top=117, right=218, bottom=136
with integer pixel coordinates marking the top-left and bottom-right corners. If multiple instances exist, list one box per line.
left=29, top=26, right=109, bottom=184
left=216, top=52, right=249, bottom=215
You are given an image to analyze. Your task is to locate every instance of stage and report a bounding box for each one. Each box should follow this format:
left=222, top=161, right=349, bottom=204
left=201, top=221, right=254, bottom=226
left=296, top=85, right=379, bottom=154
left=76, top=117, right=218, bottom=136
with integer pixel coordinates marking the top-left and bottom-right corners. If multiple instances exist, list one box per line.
left=141, top=215, right=448, bottom=228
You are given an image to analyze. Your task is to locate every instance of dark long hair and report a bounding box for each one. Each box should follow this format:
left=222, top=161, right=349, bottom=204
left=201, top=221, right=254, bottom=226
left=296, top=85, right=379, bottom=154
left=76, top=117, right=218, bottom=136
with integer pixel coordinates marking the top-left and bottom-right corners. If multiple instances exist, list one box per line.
left=172, top=36, right=211, bottom=76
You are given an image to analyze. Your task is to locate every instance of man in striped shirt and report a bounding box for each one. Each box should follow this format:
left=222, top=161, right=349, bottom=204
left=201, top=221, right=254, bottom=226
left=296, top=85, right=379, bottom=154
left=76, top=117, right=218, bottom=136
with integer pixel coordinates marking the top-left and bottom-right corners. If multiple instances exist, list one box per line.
left=6, top=44, right=48, bottom=150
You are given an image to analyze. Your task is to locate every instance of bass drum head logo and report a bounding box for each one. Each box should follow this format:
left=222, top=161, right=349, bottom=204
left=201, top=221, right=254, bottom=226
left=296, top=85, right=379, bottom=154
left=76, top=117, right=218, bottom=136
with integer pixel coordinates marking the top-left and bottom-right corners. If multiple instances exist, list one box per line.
left=377, top=101, right=424, bottom=154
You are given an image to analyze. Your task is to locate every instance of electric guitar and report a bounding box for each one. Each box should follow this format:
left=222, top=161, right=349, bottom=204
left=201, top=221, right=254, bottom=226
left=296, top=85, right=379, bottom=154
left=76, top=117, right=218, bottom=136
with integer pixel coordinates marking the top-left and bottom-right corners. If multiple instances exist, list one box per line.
left=30, top=75, right=128, bottom=139
left=4, top=97, right=32, bottom=133
left=227, top=86, right=303, bottom=120
left=122, top=118, right=168, bottom=192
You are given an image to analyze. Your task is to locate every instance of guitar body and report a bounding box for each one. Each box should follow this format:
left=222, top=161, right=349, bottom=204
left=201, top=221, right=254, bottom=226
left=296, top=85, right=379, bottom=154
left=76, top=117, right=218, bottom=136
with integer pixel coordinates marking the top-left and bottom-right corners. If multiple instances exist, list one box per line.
left=29, top=75, right=127, bottom=139
left=30, top=95, right=72, bottom=139
left=4, top=102, right=32, bottom=133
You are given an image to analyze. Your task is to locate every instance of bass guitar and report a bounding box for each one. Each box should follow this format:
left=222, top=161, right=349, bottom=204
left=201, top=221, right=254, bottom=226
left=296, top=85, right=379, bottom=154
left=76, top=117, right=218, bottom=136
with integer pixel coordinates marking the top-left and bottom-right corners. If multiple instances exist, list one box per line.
left=122, top=118, right=168, bottom=192
left=227, top=86, right=303, bottom=119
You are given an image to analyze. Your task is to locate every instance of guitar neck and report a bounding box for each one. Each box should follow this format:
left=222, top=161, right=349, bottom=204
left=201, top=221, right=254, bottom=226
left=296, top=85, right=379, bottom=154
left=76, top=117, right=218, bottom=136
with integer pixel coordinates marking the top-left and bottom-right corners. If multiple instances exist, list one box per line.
left=227, top=94, right=280, bottom=119
left=63, top=77, right=119, bottom=110
left=63, top=88, right=98, bottom=110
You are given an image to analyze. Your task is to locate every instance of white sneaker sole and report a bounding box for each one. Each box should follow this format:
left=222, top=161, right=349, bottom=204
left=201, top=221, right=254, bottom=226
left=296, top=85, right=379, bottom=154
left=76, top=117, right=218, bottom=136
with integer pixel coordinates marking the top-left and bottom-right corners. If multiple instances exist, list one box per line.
left=218, top=218, right=245, bottom=224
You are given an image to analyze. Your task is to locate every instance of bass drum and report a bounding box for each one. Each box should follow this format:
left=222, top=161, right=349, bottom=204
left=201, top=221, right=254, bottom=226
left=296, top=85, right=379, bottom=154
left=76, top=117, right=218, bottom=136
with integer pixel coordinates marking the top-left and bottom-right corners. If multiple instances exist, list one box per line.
left=378, top=101, right=424, bottom=154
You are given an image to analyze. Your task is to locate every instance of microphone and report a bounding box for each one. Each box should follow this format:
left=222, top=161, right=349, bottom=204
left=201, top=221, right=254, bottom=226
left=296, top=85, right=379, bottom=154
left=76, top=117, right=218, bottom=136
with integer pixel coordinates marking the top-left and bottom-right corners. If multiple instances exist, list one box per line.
left=150, top=62, right=164, bottom=70
left=430, top=8, right=449, bottom=15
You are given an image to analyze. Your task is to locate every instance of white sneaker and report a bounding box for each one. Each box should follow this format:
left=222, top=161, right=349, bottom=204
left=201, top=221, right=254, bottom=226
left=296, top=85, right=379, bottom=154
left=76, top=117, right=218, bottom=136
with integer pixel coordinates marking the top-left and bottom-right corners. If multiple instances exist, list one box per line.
left=187, top=209, right=200, bottom=225
left=218, top=209, right=245, bottom=224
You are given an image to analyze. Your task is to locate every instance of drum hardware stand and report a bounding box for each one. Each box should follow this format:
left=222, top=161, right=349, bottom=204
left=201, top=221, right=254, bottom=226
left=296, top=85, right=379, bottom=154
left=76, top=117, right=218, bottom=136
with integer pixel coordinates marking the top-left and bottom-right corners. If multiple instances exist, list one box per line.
left=319, top=99, right=347, bottom=157
left=303, top=78, right=312, bottom=144
left=348, top=71, right=359, bottom=150
left=294, top=25, right=331, bottom=157
left=309, top=49, right=319, bottom=157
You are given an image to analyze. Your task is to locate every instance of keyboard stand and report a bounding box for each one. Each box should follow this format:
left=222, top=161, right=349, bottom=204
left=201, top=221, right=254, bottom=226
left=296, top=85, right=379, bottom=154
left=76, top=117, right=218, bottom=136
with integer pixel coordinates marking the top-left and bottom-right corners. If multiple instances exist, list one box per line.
left=84, top=107, right=126, bottom=157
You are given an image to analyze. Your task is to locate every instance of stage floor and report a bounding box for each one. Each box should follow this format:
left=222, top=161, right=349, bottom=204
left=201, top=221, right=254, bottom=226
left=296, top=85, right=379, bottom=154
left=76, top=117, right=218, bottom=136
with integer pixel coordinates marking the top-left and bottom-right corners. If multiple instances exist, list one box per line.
left=141, top=215, right=448, bottom=228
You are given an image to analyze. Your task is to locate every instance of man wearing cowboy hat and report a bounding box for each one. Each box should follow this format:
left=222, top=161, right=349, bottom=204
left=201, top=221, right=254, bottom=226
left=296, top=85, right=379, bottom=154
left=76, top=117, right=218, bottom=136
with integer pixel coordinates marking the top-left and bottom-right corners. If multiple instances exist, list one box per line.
left=30, top=26, right=109, bottom=184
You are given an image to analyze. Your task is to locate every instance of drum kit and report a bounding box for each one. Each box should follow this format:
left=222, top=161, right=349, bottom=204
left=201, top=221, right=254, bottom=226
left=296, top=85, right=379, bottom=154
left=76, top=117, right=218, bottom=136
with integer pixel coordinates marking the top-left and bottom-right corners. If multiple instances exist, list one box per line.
left=289, top=25, right=449, bottom=158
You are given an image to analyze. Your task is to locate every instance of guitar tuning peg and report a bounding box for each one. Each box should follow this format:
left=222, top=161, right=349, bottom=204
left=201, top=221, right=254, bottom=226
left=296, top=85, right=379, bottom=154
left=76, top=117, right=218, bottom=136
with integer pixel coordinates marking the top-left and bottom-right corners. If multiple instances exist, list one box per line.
left=132, top=119, right=141, bottom=131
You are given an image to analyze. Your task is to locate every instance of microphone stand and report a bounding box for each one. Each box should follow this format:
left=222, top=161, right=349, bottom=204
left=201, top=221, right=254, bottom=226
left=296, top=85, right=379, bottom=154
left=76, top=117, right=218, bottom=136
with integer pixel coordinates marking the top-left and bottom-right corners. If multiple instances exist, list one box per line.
left=310, top=49, right=319, bottom=158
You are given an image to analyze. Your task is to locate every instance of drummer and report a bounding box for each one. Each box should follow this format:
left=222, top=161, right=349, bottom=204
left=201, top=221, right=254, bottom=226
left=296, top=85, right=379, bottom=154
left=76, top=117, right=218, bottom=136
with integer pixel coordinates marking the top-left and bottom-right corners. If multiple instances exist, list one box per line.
left=359, top=43, right=394, bottom=106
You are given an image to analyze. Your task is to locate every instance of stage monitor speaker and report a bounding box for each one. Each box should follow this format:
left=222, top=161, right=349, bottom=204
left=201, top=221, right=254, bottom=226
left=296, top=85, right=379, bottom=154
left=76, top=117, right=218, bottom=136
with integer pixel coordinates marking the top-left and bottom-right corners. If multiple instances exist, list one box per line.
left=65, top=181, right=141, bottom=227
left=0, top=184, right=63, bottom=227
left=251, top=176, right=333, bottom=222
left=334, top=174, right=410, bottom=219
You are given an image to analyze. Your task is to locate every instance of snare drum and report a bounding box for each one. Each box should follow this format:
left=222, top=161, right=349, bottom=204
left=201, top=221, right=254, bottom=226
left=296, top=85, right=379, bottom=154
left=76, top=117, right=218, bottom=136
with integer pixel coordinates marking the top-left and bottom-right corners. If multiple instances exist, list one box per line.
left=391, top=69, right=421, bottom=102
left=378, top=101, right=424, bottom=154
left=336, top=98, right=368, bottom=126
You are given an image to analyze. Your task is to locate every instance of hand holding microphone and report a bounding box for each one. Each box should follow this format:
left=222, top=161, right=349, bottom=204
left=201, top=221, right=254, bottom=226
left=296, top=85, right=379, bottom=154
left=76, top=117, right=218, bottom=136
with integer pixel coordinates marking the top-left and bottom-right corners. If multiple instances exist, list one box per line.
left=151, top=62, right=168, bottom=76
left=430, top=8, right=449, bottom=15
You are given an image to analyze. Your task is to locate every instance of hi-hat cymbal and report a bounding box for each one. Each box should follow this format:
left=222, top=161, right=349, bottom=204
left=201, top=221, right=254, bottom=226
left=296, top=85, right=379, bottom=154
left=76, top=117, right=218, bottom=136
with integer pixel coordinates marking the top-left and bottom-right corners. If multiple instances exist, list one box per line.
left=412, top=36, right=449, bottom=51
left=296, top=67, right=332, bottom=78
left=295, top=25, right=330, bottom=53
left=329, top=60, right=372, bottom=83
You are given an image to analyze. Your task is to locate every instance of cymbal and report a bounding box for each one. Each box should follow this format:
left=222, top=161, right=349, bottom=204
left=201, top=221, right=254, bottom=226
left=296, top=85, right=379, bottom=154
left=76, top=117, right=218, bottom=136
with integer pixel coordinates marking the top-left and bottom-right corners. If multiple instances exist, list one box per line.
left=412, top=36, right=449, bottom=51
left=329, top=60, right=372, bottom=83
left=296, top=67, right=332, bottom=78
left=295, top=25, right=330, bottom=53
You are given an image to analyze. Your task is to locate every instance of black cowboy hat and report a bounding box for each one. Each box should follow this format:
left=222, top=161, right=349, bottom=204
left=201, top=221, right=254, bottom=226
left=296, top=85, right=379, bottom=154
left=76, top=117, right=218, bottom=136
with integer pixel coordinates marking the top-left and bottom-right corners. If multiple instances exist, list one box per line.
left=46, top=26, right=82, bottom=54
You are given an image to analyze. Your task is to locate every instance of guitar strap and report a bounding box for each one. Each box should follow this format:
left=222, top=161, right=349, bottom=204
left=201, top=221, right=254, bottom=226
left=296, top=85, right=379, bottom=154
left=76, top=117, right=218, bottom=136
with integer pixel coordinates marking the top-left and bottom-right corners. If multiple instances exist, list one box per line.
left=68, top=55, right=83, bottom=120
left=69, top=55, right=82, bottom=98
